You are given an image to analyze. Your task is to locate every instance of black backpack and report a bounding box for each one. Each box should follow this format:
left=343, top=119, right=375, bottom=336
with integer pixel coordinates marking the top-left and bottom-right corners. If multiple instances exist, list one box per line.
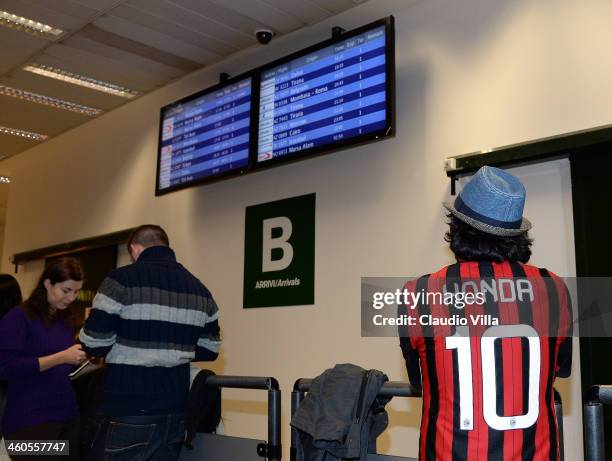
left=185, top=369, right=222, bottom=448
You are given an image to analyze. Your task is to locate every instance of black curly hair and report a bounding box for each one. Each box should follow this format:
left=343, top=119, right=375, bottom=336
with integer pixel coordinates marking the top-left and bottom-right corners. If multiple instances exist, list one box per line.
left=445, top=214, right=532, bottom=263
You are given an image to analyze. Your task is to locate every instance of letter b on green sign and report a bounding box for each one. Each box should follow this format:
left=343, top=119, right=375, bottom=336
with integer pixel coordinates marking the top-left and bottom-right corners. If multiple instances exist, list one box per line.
left=243, top=193, right=315, bottom=308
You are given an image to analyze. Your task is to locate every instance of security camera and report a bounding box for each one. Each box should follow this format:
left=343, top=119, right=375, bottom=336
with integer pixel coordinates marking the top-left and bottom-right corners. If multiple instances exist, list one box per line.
left=255, top=29, right=275, bottom=45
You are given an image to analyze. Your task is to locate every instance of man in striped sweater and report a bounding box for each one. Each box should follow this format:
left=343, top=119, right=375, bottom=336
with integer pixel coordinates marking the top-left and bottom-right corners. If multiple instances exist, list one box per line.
left=79, top=224, right=221, bottom=461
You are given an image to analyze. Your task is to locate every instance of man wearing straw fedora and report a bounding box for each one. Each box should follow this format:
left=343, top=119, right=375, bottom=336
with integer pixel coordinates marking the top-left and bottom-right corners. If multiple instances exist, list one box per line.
left=399, top=166, right=572, bottom=461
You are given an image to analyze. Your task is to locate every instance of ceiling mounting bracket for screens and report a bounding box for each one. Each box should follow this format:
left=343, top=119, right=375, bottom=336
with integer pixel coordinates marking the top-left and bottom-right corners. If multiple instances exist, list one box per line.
left=331, top=26, right=345, bottom=38
left=219, top=72, right=230, bottom=83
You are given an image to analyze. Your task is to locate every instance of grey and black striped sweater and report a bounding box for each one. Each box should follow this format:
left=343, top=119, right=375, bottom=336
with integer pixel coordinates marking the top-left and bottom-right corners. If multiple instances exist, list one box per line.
left=79, top=245, right=220, bottom=416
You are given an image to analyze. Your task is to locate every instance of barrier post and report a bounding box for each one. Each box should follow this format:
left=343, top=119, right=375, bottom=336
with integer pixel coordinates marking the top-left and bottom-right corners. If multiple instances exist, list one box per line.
left=290, top=389, right=305, bottom=461
left=554, top=389, right=564, bottom=461
left=267, top=385, right=282, bottom=461
left=583, top=385, right=612, bottom=461
left=584, top=401, right=605, bottom=461
left=200, top=375, right=282, bottom=461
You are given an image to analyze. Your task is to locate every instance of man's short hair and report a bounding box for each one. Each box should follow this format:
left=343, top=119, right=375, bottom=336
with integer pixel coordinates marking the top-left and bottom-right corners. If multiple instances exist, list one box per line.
left=127, top=225, right=169, bottom=251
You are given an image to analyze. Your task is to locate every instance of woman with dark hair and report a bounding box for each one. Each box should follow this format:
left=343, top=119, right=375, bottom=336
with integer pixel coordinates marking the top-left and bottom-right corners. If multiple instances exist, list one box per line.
left=0, top=258, right=86, bottom=460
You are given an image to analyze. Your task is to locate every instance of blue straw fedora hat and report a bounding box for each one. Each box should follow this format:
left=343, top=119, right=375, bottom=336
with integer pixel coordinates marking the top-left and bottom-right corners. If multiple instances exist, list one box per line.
left=443, top=166, right=532, bottom=236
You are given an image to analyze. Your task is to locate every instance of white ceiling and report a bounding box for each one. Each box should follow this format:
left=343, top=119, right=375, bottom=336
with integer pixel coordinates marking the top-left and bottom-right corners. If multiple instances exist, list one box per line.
left=0, top=0, right=368, bottom=161
left=0, top=0, right=369, bottom=227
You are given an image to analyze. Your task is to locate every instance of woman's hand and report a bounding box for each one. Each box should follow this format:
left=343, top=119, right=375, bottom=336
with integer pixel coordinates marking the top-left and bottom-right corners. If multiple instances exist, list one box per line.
left=39, top=344, right=87, bottom=372
left=61, top=344, right=87, bottom=366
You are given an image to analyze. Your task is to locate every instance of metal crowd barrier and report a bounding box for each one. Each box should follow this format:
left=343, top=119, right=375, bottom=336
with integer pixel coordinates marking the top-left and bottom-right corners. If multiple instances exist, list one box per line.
left=584, top=384, right=612, bottom=461
left=291, top=380, right=565, bottom=461
left=554, top=389, right=565, bottom=461
left=291, top=379, right=422, bottom=461
left=180, top=375, right=281, bottom=461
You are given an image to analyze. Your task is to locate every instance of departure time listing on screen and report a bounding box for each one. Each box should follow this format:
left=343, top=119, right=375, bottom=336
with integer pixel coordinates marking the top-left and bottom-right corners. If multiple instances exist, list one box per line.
left=258, top=26, right=387, bottom=162
left=158, top=78, right=252, bottom=190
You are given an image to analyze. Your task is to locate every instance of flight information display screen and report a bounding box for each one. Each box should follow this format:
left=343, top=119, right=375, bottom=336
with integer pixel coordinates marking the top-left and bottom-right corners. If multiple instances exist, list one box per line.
left=157, top=77, right=252, bottom=193
left=257, top=22, right=390, bottom=164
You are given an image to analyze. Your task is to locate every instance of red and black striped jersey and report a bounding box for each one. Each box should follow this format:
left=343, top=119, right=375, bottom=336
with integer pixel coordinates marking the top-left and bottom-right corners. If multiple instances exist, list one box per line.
left=398, top=261, right=572, bottom=461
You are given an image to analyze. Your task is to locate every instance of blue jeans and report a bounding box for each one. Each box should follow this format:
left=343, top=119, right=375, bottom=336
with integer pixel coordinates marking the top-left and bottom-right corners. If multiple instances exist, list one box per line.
left=88, top=413, right=185, bottom=461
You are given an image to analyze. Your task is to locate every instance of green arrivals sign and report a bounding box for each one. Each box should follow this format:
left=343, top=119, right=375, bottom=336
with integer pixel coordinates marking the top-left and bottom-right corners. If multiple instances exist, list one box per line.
left=243, top=193, right=315, bottom=308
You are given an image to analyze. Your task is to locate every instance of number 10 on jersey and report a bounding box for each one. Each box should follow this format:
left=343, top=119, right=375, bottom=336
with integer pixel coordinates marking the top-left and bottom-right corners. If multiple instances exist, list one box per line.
left=446, top=325, right=541, bottom=431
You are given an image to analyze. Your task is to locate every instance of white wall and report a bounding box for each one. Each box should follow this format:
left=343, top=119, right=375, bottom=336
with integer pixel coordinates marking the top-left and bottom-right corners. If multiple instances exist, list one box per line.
left=2, top=0, right=605, bottom=457
left=0, top=224, right=4, bottom=269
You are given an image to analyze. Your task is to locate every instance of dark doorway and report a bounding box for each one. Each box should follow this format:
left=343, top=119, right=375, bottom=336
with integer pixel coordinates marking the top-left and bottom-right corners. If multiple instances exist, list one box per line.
left=571, top=149, right=612, bottom=454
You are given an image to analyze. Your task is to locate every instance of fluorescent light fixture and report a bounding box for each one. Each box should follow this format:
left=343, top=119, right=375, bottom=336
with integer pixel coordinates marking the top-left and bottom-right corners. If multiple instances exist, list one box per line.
left=0, top=125, right=47, bottom=141
left=0, top=85, right=101, bottom=116
left=0, top=10, right=63, bottom=38
left=0, top=176, right=10, bottom=183
left=23, top=64, right=141, bottom=99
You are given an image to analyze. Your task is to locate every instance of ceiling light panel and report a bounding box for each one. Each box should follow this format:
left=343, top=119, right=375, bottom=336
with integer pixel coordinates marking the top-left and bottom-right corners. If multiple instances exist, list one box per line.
left=0, top=10, right=63, bottom=38
left=23, top=64, right=141, bottom=99
left=0, top=125, right=47, bottom=141
left=0, top=85, right=102, bottom=116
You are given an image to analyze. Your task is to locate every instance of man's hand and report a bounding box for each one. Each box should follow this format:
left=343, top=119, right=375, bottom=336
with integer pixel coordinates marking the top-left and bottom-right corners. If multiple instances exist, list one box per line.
left=61, top=344, right=87, bottom=366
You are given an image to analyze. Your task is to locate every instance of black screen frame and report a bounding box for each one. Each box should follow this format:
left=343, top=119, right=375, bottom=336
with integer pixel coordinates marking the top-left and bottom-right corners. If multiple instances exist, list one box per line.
left=155, top=71, right=260, bottom=196
left=252, top=16, right=395, bottom=172
left=154, top=16, right=395, bottom=196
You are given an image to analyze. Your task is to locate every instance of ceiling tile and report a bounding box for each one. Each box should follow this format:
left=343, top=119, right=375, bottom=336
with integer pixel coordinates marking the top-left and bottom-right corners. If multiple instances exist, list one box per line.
left=0, top=134, right=40, bottom=159
left=71, top=0, right=128, bottom=12
left=164, top=0, right=267, bottom=40
left=0, top=94, right=89, bottom=134
left=93, top=14, right=220, bottom=64
left=117, top=1, right=246, bottom=54
left=40, top=43, right=171, bottom=90
left=65, top=34, right=186, bottom=79
left=206, top=0, right=304, bottom=34
left=0, top=27, right=47, bottom=75
left=260, top=0, right=329, bottom=25
left=14, top=0, right=101, bottom=22
left=306, top=0, right=353, bottom=14
left=76, top=25, right=200, bottom=72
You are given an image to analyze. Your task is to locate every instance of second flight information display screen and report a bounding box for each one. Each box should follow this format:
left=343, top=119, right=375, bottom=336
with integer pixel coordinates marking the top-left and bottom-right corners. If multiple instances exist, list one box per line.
left=158, top=77, right=251, bottom=192
left=258, top=24, right=388, bottom=163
